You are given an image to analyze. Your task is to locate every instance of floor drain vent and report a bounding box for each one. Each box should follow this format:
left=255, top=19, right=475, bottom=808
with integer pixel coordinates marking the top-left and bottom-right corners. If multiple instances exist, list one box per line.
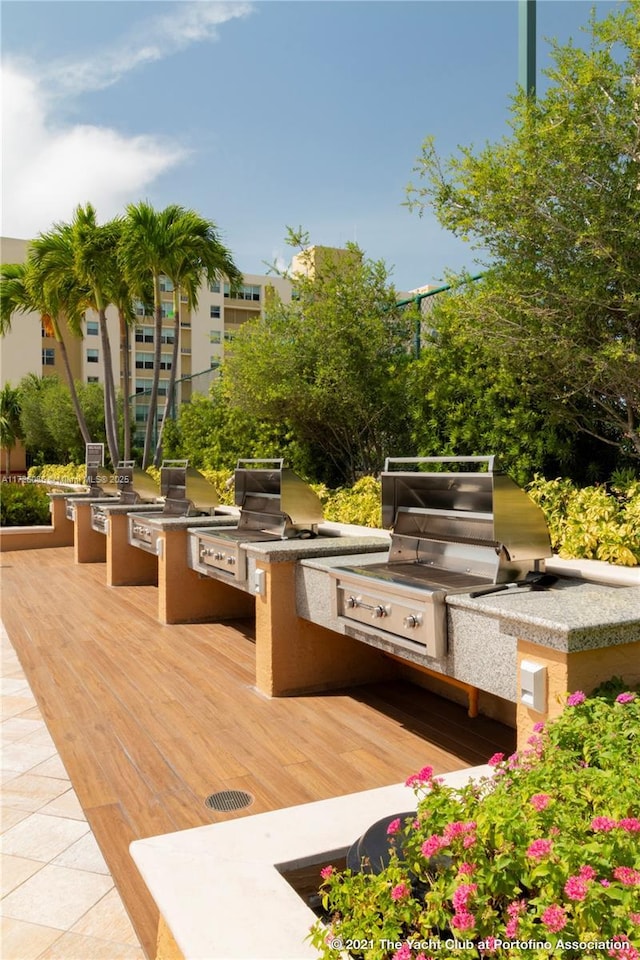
left=204, top=789, right=254, bottom=812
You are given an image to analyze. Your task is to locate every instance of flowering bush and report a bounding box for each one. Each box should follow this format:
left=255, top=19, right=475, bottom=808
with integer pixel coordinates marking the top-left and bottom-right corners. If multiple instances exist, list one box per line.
left=311, top=690, right=640, bottom=959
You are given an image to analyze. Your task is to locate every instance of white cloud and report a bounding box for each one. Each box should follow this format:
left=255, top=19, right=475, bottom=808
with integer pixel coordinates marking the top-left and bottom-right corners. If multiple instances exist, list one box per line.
left=44, top=1, right=254, bottom=95
left=1, top=2, right=255, bottom=239
left=1, top=61, right=187, bottom=239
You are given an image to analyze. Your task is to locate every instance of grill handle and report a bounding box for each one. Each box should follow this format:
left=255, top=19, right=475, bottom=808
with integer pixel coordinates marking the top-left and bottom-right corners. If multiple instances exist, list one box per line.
left=236, top=459, right=285, bottom=469
left=384, top=456, right=496, bottom=472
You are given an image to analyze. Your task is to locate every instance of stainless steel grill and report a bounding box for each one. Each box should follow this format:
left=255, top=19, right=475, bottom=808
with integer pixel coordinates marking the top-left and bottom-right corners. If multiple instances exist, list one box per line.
left=64, top=465, right=111, bottom=520
left=127, top=460, right=220, bottom=555
left=90, top=463, right=160, bottom=533
left=189, top=459, right=324, bottom=583
left=331, top=457, right=552, bottom=660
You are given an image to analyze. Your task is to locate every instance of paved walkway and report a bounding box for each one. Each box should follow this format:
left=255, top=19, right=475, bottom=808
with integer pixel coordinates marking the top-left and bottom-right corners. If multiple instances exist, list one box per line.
left=1, top=622, right=146, bottom=960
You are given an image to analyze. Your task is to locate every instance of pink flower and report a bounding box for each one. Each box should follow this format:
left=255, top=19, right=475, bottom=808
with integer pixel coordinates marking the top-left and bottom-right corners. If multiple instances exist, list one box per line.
left=532, top=721, right=545, bottom=732
left=616, top=692, right=636, bottom=703
left=391, top=882, right=410, bottom=901
left=452, top=883, right=477, bottom=910
left=393, top=945, right=412, bottom=960
left=320, top=865, right=334, bottom=880
left=630, top=913, right=640, bottom=926
left=613, top=866, right=640, bottom=886
left=564, top=875, right=589, bottom=900
left=480, top=937, right=498, bottom=955
left=601, top=880, right=611, bottom=887
left=387, top=818, right=401, bottom=836
left=567, top=690, right=586, bottom=705
left=443, top=820, right=476, bottom=842
left=579, top=865, right=597, bottom=880
left=451, top=910, right=476, bottom=931
left=459, top=862, right=477, bottom=876
left=541, top=904, right=567, bottom=933
left=505, top=918, right=519, bottom=938
left=526, top=838, right=553, bottom=860
left=591, top=816, right=618, bottom=832
left=421, top=834, right=446, bottom=857
left=507, top=899, right=526, bottom=918
left=618, top=818, right=640, bottom=833
left=488, top=752, right=504, bottom=766
left=505, top=898, right=526, bottom=935
left=405, top=766, right=434, bottom=787
left=463, top=833, right=477, bottom=849
left=530, top=793, right=551, bottom=811
left=608, top=945, right=638, bottom=960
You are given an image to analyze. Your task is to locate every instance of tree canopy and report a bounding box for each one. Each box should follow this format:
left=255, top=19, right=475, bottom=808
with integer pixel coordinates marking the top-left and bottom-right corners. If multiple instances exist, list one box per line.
left=407, top=1, right=640, bottom=461
left=223, top=234, right=414, bottom=485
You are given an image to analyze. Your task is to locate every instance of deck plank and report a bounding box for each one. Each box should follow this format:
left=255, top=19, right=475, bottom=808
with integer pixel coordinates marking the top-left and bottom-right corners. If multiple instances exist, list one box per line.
left=1, top=546, right=515, bottom=958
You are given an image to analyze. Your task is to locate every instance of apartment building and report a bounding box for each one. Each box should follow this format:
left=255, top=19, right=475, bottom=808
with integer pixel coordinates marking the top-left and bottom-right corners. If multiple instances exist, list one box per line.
left=0, top=237, right=292, bottom=447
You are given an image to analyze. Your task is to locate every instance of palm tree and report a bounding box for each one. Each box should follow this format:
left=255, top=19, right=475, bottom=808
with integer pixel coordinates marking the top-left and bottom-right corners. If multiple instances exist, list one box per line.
left=0, top=259, right=92, bottom=445
left=69, top=204, right=122, bottom=467
left=0, top=383, right=23, bottom=477
left=120, top=203, right=178, bottom=468
left=153, top=211, right=242, bottom=465
left=120, top=203, right=241, bottom=468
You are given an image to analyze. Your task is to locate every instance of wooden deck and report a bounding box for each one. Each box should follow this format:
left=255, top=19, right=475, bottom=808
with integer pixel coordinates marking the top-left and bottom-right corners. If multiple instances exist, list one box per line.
left=1, top=547, right=515, bottom=958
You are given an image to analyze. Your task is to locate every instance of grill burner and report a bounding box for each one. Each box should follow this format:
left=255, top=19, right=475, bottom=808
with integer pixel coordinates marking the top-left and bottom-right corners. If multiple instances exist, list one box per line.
left=332, top=457, right=552, bottom=660
left=190, top=459, right=323, bottom=583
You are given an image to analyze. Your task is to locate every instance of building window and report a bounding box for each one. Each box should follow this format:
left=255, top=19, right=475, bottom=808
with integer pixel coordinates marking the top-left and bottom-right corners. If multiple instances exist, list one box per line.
left=209, top=330, right=221, bottom=344
left=87, top=348, right=99, bottom=363
left=161, top=302, right=175, bottom=319
left=42, top=348, right=55, bottom=365
left=223, top=331, right=236, bottom=342
left=135, top=327, right=154, bottom=343
left=136, top=355, right=173, bottom=371
left=134, top=300, right=148, bottom=317
left=209, top=281, right=221, bottom=294
left=210, top=305, right=221, bottom=319
left=159, top=276, right=174, bottom=293
left=87, top=376, right=99, bottom=383
left=86, top=320, right=99, bottom=336
left=224, top=283, right=261, bottom=302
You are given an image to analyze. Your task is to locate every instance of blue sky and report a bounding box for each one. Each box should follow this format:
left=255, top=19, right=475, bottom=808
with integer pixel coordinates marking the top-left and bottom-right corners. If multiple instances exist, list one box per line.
left=1, top=0, right=619, bottom=290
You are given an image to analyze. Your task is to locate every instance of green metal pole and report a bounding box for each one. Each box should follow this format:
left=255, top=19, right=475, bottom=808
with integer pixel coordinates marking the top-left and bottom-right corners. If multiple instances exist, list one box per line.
left=413, top=296, right=421, bottom=358
left=519, top=0, right=536, bottom=98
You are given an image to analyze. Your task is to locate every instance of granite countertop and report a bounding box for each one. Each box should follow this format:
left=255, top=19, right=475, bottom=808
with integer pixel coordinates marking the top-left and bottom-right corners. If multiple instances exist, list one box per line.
left=447, top=578, right=640, bottom=651
left=243, top=536, right=390, bottom=563
left=300, top=552, right=390, bottom=572
left=128, top=514, right=237, bottom=530
left=93, top=502, right=162, bottom=514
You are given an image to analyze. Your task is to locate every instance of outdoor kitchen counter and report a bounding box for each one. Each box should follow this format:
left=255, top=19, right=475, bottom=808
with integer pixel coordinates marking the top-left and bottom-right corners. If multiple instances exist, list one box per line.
left=446, top=578, right=640, bottom=653
left=243, top=533, right=390, bottom=563
left=295, top=555, right=640, bottom=747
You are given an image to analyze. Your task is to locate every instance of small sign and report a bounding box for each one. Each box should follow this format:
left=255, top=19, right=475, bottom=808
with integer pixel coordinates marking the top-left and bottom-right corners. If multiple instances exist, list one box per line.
left=85, top=443, right=104, bottom=468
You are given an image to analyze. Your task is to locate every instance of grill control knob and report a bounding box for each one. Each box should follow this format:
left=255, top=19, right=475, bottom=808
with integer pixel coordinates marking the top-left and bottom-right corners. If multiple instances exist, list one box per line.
left=373, top=605, right=387, bottom=618
left=403, top=614, right=422, bottom=629
left=226, top=557, right=236, bottom=565
left=213, top=552, right=224, bottom=560
left=346, top=596, right=358, bottom=608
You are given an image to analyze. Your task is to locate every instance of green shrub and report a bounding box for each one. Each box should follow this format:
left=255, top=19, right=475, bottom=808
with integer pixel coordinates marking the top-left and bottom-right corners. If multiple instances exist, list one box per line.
left=312, top=689, right=640, bottom=960
left=320, top=477, right=383, bottom=528
left=527, top=477, right=640, bottom=566
left=0, top=483, right=52, bottom=526
left=27, top=463, right=85, bottom=485
left=201, top=469, right=235, bottom=506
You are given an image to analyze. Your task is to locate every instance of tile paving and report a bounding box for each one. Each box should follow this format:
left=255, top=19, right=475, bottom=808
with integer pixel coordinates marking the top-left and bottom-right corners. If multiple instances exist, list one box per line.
left=1, top=622, right=146, bottom=960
